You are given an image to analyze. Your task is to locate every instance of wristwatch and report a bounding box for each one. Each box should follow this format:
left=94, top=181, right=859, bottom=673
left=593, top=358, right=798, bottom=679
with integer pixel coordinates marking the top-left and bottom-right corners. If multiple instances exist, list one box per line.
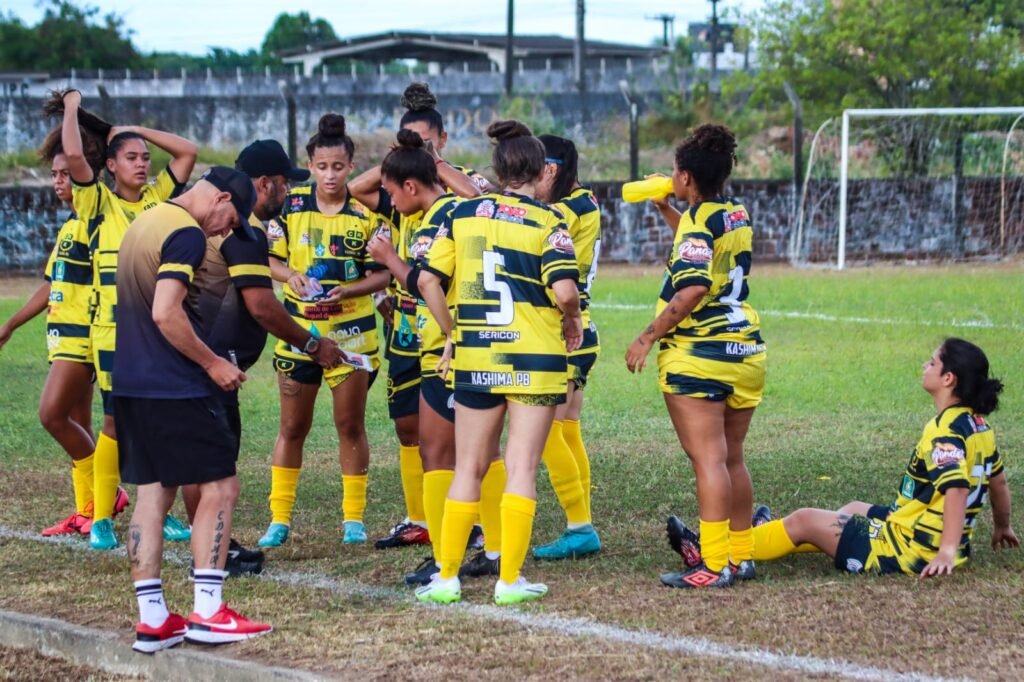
left=303, top=335, right=320, bottom=355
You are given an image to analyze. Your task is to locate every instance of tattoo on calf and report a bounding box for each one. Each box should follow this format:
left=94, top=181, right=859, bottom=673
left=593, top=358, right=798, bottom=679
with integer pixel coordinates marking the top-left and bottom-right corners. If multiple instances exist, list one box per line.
left=128, top=524, right=142, bottom=567
left=210, top=510, right=225, bottom=568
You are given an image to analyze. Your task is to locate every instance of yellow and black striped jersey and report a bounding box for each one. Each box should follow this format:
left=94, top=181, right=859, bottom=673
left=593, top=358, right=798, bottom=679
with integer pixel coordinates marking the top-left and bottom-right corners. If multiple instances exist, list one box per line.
left=376, top=189, right=425, bottom=360
left=268, top=185, right=387, bottom=359
left=72, top=167, right=183, bottom=328
left=422, top=192, right=578, bottom=395
left=44, top=214, right=94, bottom=346
left=552, top=186, right=601, bottom=307
left=882, top=406, right=1003, bottom=570
left=657, top=198, right=763, bottom=356
left=408, top=194, right=460, bottom=378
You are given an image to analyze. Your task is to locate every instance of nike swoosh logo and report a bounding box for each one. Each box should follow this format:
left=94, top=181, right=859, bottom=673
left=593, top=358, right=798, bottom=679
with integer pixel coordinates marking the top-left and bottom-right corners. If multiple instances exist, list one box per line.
left=218, top=617, right=240, bottom=631
left=228, top=551, right=240, bottom=559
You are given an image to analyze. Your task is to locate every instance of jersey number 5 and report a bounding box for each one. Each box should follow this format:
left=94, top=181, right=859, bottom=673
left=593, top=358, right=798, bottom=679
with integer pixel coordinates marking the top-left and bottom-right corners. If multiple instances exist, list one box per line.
left=483, top=250, right=514, bottom=326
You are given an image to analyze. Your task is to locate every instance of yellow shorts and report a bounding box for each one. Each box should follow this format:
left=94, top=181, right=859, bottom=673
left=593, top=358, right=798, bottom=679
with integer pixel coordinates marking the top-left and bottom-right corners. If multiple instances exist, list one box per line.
left=47, top=322, right=92, bottom=364
left=90, top=325, right=116, bottom=392
left=657, top=339, right=765, bottom=410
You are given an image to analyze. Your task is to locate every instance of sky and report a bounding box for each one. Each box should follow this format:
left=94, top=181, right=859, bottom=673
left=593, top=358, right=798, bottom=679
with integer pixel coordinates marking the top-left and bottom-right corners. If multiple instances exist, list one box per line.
left=6, top=0, right=768, bottom=55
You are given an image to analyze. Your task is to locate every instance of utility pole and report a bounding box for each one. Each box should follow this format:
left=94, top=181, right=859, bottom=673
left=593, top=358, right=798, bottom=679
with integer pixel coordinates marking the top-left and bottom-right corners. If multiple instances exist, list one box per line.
left=575, top=0, right=587, bottom=123
left=709, top=0, right=720, bottom=88
left=646, top=14, right=675, bottom=48
left=505, top=0, right=514, bottom=96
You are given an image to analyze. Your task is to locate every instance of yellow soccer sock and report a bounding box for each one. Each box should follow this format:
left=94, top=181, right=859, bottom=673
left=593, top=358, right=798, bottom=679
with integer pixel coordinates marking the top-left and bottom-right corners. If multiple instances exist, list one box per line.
left=480, top=459, right=506, bottom=554
left=92, top=434, right=119, bottom=521
left=699, top=519, right=731, bottom=572
left=751, top=519, right=809, bottom=560
left=341, top=474, right=368, bottom=523
left=499, top=493, right=537, bottom=585
left=269, top=466, right=301, bottom=525
left=71, top=454, right=94, bottom=516
left=542, top=421, right=590, bottom=525
left=561, top=419, right=592, bottom=516
left=423, top=469, right=455, bottom=561
left=400, top=445, right=426, bottom=524
left=439, top=499, right=479, bottom=579
left=730, top=526, right=754, bottom=564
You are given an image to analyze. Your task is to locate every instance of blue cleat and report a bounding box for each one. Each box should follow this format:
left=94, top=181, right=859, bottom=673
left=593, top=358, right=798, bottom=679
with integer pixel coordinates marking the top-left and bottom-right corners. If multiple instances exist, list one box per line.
left=257, top=522, right=290, bottom=548
left=752, top=504, right=773, bottom=527
left=89, top=518, right=119, bottom=551
left=162, top=514, right=191, bottom=542
left=533, top=524, right=601, bottom=560
left=343, top=521, right=367, bottom=544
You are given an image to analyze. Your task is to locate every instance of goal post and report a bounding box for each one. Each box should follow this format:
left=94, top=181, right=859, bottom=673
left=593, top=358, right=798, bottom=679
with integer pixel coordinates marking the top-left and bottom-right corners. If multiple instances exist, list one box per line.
left=796, top=106, right=1024, bottom=268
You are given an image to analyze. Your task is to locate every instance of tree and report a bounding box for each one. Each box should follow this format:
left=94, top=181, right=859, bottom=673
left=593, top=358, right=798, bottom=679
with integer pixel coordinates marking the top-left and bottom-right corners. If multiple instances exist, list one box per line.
left=748, top=0, right=1024, bottom=124
left=261, top=12, right=338, bottom=57
left=26, top=0, right=140, bottom=70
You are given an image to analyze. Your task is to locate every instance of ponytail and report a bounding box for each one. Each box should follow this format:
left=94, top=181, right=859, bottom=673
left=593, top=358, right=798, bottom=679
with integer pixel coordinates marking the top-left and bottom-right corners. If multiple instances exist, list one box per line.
left=939, top=337, right=1003, bottom=414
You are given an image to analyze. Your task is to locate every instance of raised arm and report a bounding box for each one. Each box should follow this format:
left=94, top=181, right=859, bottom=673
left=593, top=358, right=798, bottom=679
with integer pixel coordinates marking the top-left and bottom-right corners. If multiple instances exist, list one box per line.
left=110, top=125, right=198, bottom=183
left=346, top=166, right=383, bottom=211
left=60, top=91, right=95, bottom=185
left=653, top=198, right=682, bottom=234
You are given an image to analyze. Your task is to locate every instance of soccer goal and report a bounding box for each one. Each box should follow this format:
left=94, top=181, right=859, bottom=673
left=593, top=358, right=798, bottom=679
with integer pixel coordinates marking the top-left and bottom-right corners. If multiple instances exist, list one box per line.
left=791, top=107, right=1024, bottom=268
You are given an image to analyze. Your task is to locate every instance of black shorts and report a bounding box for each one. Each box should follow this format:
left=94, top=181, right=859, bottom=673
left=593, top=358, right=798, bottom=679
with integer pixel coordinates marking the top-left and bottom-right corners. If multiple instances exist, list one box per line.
left=833, top=515, right=902, bottom=575
left=866, top=504, right=891, bottom=521
left=421, top=376, right=455, bottom=423
left=114, top=395, right=238, bottom=487
left=219, top=389, right=242, bottom=452
left=568, top=352, right=598, bottom=390
left=453, top=389, right=566, bottom=410
left=100, top=389, right=114, bottom=417
left=387, top=355, right=421, bottom=420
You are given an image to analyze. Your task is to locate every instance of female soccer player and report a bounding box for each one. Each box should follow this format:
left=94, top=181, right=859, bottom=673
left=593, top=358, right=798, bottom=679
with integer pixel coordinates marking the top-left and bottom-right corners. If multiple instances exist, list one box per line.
left=259, top=113, right=390, bottom=547
left=669, top=339, right=1018, bottom=578
left=0, top=140, right=102, bottom=536
left=625, top=124, right=765, bottom=589
left=414, top=120, right=583, bottom=605
left=366, top=129, right=469, bottom=584
left=57, top=89, right=198, bottom=550
left=531, top=134, right=603, bottom=560
left=349, top=82, right=489, bottom=551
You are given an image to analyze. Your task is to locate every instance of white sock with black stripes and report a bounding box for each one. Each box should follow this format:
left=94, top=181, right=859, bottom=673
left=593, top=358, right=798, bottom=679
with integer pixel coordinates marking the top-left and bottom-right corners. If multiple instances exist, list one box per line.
left=134, top=579, right=169, bottom=628
left=192, top=569, right=228, bottom=619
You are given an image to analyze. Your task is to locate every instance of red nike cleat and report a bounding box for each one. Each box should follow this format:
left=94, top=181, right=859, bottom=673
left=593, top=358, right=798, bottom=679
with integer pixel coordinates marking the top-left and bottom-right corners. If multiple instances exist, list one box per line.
left=41, top=512, right=91, bottom=537
left=133, top=613, right=188, bottom=654
left=185, top=604, right=273, bottom=644
left=112, top=487, right=130, bottom=517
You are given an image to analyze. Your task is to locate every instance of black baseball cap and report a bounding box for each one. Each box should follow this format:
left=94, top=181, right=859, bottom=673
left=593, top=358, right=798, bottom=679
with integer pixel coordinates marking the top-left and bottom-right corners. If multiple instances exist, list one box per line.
left=200, top=166, right=258, bottom=241
left=235, top=139, right=310, bottom=182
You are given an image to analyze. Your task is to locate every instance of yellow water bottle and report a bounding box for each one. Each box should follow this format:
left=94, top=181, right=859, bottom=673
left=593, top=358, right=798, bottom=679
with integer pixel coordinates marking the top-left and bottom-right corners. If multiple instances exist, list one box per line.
left=622, top=176, right=674, bottom=203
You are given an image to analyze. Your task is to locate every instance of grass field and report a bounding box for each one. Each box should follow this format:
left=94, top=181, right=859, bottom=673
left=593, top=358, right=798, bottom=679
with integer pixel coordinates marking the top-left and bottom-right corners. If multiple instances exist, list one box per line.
left=1, top=263, right=1023, bottom=680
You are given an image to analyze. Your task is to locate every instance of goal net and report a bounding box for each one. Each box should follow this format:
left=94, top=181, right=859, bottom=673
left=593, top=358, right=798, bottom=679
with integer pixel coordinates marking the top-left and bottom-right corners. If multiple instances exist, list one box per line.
left=791, top=107, right=1024, bottom=268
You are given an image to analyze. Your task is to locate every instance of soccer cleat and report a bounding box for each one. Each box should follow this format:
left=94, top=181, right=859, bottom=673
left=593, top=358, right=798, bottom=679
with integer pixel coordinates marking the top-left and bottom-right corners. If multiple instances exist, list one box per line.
left=342, top=521, right=367, bottom=544
left=112, top=487, right=130, bottom=517
left=459, top=551, right=500, bottom=578
left=189, top=540, right=265, bottom=580
left=730, top=560, right=757, bottom=581
left=494, top=576, right=548, bottom=605
left=666, top=516, right=702, bottom=567
left=133, top=613, right=188, bottom=654
left=89, top=518, right=118, bottom=550
left=229, top=538, right=265, bottom=565
left=374, top=522, right=430, bottom=550
left=414, top=575, right=461, bottom=604
left=660, top=562, right=735, bottom=589
left=257, top=522, right=289, bottom=548
left=752, top=504, right=773, bottom=527
left=533, top=525, right=602, bottom=560
left=466, top=524, right=485, bottom=550
left=185, top=603, right=272, bottom=645
left=162, top=515, right=191, bottom=542
left=41, top=512, right=91, bottom=537
left=404, top=556, right=440, bottom=586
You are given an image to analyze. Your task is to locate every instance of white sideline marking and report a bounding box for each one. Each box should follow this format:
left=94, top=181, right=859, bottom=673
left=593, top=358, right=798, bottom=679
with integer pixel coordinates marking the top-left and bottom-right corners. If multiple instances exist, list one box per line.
left=0, top=526, right=965, bottom=682
left=591, top=303, right=1023, bottom=331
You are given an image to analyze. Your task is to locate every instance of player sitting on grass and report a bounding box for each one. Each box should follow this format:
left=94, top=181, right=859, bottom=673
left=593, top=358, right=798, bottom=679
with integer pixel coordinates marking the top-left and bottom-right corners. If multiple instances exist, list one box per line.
left=668, top=338, right=1019, bottom=578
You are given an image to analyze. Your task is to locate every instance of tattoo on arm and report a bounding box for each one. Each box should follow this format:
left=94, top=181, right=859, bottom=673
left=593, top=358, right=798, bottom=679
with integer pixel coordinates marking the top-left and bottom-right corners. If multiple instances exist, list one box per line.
left=128, top=524, right=142, bottom=567
left=643, top=323, right=656, bottom=337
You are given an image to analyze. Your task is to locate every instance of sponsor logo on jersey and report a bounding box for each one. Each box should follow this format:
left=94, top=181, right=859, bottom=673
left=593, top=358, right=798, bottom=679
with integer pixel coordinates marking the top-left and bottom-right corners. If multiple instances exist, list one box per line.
left=290, top=196, right=304, bottom=209
left=548, top=229, right=575, bottom=254
left=931, top=440, right=966, bottom=467
left=48, top=291, right=64, bottom=303
left=900, top=474, right=915, bottom=498
left=344, top=260, right=359, bottom=281
left=299, top=232, right=311, bottom=245
left=496, top=204, right=527, bottom=224
left=845, top=558, right=864, bottom=573
left=344, top=229, right=367, bottom=252
left=475, top=200, right=496, bottom=218
left=350, top=201, right=367, bottom=216
left=726, top=209, right=750, bottom=232
left=330, top=243, right=340, bottom=256
left=315, top=244, right=326, bottom=257
left=267, top=220, right=285, bottom=241
left=58, top=236, right=74, bottom=256
left=471, top=371, right=515, bottom=386
left=53, top=261, right=66, bottom=282
left=678, top=238, right=713, bottom=263
left=476, top=330, right=521, bottom=341
left=434, top=226, right=449, bottom=240
left=725, top=342, right=765, bottom=357
left=411, top=236, right=434, bottom=259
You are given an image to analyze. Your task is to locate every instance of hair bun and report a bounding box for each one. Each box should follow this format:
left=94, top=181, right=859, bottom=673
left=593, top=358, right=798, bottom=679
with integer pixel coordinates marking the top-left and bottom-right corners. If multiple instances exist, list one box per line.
left=395, top=128, right=425, bottom=149
left=318, top=113, right=347, bottom=138
left=487, top=119, right=533, bottom=142
left=401, top=82, right=438, bottom=112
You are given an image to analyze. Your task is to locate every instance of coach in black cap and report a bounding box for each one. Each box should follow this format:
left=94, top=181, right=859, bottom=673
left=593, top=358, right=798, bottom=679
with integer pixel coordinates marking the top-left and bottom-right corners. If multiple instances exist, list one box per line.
left=114, top=166, right=275, bottom=652
left=176, top=143, right=342, bottom=578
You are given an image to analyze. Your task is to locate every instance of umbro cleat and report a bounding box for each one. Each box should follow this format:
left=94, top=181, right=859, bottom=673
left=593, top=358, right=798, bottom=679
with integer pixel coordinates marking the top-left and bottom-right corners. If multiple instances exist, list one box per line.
left=660, top=562, right=735, bottom=589
left=533, top=525, right=601, bottom=560
left=415, top=575, right=461, bottom=604
left=730, top=560, right=757, bottom=581
left=257, top=522, right=289, bottom=548
left=466, top=524, right=485, bottom=550
left=666, top=515, right=702, bottom=567
left=752, top=504, right=773, bottom=527
left=459, top=551, right=500, bottom=578
left=185, top=604, right=272, bottom=644
left=133, top=613, right=188, bottom=654
left=374, top=521, right=430, bottom=550
left=494, top=576, right=548, bottom=605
